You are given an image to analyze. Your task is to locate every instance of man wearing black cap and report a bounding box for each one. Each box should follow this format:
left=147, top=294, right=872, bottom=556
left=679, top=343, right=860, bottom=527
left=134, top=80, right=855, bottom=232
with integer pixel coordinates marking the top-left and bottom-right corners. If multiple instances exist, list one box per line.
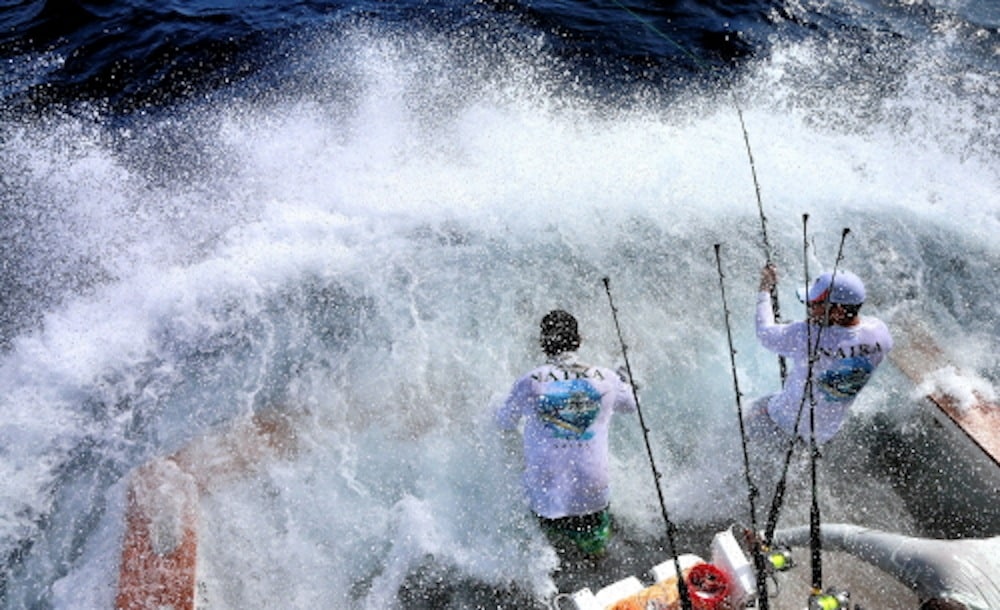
left=495, top=309, right=636, bottom=557
left=745, top=264, right=893, bottom=446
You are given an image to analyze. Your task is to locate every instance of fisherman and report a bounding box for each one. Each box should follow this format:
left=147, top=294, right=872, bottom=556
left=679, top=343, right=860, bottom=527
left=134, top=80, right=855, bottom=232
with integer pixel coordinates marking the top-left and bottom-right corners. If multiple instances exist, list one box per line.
left=745, top=264, right=893, bottom=447
left=495, top=309, right=637, bottom=558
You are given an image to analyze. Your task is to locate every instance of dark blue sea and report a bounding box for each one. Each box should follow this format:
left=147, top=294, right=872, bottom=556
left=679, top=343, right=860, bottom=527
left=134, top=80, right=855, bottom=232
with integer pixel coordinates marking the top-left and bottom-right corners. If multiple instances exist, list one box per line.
left=1, top=1, right=998, bottom=608
left=3, top=0, right=996, bottom=114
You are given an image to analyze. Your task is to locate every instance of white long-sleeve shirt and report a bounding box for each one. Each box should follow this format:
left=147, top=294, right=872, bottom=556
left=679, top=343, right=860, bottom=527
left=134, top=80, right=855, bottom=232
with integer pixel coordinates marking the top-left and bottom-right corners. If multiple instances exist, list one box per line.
left=756, top=291, right=893, bottom=444
left=495, top=352, right=636, bottom=519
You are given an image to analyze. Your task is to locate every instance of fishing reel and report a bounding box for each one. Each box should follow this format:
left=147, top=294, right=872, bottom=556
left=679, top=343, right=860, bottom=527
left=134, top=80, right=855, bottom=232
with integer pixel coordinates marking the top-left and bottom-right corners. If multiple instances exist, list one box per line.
left=808, top=588, right=852, bottom=610
left=731, top=527, right=794, bottom=575
left=764, top=545, right=794, bottom=573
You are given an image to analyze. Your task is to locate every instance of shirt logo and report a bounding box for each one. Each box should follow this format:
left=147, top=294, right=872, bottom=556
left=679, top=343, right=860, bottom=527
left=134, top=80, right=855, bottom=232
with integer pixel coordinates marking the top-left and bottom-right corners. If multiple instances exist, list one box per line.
left=537, top=379, right=602, bottom=440
left=818, top=356, right=875, bottom=402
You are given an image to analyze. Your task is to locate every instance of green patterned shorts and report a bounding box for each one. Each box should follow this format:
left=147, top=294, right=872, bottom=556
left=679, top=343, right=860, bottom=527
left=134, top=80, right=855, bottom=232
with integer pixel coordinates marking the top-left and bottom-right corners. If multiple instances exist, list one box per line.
left=536, top=508, right=612, bottom=556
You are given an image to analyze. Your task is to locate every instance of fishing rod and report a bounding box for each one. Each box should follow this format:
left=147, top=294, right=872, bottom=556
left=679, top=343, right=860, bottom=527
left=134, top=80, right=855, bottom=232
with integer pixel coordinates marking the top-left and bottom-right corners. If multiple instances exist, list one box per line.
left=759, top=219, right=851, bottom=547
left=737, top=107, right=788, bottom=384
left=801, top=215, right=823, bottom=595
left=606, top=0, right=787, bottom=383
left=601, top=277, right=692, bottom=610
left=712, top=244, right=771, bottom=610
left=804, top=222, right=852, bottom=599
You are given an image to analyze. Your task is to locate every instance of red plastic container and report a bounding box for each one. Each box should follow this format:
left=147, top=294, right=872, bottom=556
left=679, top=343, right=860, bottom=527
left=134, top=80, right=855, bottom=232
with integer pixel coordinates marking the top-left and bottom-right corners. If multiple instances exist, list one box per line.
left=685, top=563, right=732, bottom=610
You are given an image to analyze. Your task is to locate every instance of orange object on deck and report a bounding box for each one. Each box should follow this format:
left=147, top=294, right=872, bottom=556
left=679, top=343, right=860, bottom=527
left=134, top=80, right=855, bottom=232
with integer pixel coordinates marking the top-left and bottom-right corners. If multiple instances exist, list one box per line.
left=114, top=410, right=300, bottom=609
left=115, top=458, right=199, bottom=610
left=608, top=563, right=733, bottom=610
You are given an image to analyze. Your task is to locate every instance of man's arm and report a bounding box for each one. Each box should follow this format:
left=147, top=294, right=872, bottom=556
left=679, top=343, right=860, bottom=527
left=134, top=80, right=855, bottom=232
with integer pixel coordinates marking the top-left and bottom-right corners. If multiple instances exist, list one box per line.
left=494, top=376, right=531, bottom=430
left=755, top=264, right=803, bottom=357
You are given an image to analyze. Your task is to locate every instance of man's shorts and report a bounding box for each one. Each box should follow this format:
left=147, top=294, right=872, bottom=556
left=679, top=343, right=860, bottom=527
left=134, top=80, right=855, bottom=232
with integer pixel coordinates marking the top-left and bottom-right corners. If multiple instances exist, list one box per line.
left=536, top=507, right=612, bottom=557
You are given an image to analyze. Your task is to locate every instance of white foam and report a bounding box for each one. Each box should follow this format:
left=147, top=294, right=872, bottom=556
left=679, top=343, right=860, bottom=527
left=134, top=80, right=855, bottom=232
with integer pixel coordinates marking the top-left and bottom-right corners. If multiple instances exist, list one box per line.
left=915, top=365, right=998, bottom=411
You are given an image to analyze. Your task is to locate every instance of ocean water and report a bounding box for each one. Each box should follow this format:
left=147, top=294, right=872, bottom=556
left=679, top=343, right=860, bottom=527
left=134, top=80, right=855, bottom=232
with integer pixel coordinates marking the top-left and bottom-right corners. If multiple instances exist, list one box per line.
left=1, top=0, right=998, bottom=608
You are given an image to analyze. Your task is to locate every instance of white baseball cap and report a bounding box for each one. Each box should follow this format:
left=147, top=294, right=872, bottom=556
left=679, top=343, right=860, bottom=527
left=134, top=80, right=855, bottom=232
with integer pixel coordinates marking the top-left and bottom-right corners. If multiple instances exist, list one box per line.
left=797, top=271, right=866, bottom=305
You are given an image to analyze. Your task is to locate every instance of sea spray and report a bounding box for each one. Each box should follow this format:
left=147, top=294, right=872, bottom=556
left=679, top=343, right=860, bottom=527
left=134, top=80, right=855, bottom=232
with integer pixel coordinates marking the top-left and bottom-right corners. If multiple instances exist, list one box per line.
left=0, top=14, right=997, bottom=608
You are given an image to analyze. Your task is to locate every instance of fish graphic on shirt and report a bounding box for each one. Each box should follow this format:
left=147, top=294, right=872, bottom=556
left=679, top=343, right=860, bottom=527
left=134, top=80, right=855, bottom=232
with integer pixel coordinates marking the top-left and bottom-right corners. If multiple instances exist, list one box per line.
left=818, top=356, right=875, bottom=401
left=537, top=379, right=603, bottom=440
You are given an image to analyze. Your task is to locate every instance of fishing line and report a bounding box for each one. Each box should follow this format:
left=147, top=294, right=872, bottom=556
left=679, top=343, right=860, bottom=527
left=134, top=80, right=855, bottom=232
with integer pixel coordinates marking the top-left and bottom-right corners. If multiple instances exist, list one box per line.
left=602, top=277, right=692, bottom=610
left=712, top=244, right=771, bottom=610
left=605, top=0, right=787, bottom=382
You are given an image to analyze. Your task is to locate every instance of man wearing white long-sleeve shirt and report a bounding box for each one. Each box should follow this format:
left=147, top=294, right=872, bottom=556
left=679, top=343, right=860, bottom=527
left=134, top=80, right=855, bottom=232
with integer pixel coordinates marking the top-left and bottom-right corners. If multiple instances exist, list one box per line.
left=495, top=309, right=636, bottom=557
left=745, top=264, right=893, bottom=446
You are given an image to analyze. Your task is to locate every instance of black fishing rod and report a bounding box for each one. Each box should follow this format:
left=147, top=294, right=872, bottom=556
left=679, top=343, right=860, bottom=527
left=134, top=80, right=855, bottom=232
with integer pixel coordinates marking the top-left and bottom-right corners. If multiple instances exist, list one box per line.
left=602, top=277, right=692, bottom=610
left=759, top=219, right=851, bottom=557
left=801, top=215, right=823, bottom=595
left=804, top=223, right=852, bottom=598
left=605, top=0, right=787, bottom=384
left=712, top=244, right=771, bottom=610
left=737, top=108, right=787, bottom=385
